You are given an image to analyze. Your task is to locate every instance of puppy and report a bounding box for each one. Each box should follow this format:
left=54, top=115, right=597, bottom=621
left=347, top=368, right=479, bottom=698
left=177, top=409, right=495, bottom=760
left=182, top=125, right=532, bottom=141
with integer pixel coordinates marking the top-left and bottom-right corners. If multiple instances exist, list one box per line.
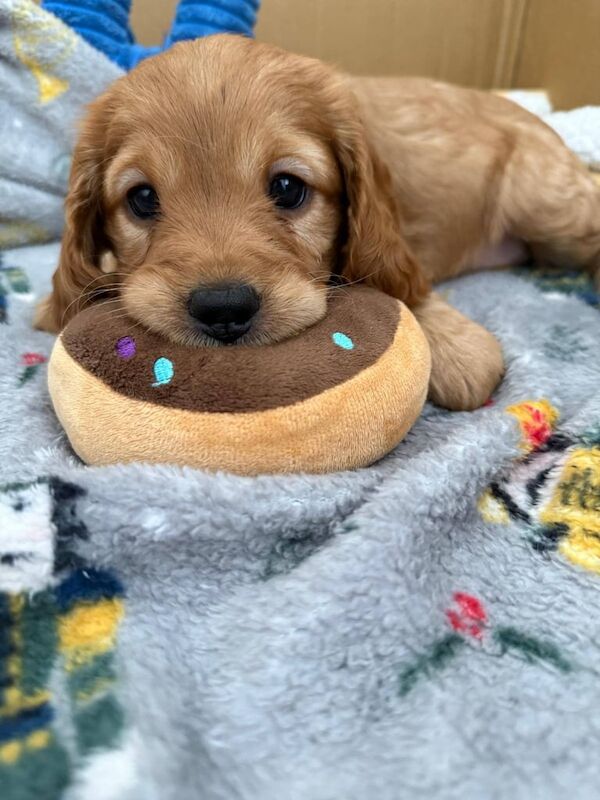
left=35, top=35, right=600, bottom=410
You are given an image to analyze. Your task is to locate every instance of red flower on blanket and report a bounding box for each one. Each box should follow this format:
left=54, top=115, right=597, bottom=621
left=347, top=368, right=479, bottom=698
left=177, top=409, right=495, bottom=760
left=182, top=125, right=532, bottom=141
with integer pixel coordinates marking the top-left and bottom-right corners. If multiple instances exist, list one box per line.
left=397, top=590, right=573, bottom=697
left=445, top=592, right=487, bottom=639
left=521, top=408, right=554, bottom=448
left=506, top=400, right=559, bottom=452
left=18, top=352, right=47, bottom=387
left=21, top=352, right=47, bottom=367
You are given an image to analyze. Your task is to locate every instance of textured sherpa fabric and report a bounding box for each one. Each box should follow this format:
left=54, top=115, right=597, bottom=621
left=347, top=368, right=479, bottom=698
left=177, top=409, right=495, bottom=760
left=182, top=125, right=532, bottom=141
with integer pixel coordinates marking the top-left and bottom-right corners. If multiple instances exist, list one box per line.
left=0, top=0, right=122, bottom=248
left=1, top=242, right=600, bottom=799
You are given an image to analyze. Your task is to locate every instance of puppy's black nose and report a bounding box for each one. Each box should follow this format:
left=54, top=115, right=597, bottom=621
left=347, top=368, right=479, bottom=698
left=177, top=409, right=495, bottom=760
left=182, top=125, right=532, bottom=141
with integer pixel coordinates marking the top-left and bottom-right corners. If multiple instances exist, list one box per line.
left=187, top=283, right=260, bottom=343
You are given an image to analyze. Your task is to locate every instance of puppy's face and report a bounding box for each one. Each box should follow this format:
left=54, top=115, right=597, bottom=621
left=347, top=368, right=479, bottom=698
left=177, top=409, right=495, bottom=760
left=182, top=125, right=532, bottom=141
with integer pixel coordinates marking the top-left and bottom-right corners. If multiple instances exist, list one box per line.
left=52, top=36, right=427, bottom=344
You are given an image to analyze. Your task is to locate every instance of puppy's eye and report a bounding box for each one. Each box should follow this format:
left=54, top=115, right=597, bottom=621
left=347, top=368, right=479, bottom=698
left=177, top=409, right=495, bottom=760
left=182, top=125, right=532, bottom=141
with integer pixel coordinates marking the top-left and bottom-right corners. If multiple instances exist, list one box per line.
left=127, top=184, right=159, bottom=220
left=268, top=173, right=308, bottom=210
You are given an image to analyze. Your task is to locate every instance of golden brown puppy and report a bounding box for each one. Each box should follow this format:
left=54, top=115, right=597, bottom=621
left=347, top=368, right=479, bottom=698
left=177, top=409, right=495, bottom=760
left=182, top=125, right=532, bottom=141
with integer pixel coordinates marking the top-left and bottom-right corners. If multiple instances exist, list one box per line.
left=35, top=35, right=600, bottom=410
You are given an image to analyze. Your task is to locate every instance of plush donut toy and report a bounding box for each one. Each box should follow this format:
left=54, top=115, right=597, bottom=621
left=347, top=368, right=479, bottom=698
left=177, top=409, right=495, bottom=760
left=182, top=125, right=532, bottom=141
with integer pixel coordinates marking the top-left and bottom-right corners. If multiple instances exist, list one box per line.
left=48, top=286, right=431, bottom=476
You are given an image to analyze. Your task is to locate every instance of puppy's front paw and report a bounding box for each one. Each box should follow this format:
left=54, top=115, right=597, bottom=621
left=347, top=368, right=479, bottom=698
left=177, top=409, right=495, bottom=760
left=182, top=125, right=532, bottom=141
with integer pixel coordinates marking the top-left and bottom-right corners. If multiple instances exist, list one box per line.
left=414, top=293, right=505, bottom=412
left=428, top=321, right=504, bottom=411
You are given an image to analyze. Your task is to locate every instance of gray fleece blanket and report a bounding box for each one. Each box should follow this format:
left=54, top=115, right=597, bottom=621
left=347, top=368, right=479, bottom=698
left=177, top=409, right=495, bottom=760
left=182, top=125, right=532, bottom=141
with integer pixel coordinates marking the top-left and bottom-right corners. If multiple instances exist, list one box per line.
left=2, top=2, right=600, bottom=799
left=2, top=243, right=600, bottom=800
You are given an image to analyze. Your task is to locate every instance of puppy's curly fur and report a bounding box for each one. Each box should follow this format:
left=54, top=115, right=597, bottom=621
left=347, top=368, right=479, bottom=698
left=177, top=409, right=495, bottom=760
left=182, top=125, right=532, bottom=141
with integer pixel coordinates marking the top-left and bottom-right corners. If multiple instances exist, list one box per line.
left=36, top=35, right=600, bottom=410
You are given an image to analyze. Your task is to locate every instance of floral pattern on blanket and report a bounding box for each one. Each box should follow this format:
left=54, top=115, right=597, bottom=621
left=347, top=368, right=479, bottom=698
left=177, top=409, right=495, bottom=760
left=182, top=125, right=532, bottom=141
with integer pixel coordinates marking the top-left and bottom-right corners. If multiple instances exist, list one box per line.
left=479, top=412, right=600, bottom=575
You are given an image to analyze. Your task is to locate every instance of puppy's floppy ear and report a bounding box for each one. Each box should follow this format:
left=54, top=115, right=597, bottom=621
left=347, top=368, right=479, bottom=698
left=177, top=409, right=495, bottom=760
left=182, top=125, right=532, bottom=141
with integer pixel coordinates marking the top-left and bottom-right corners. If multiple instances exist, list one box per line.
left=329, top=89, right=430, bottom=305
left=35, top=96, right=112, bottom=332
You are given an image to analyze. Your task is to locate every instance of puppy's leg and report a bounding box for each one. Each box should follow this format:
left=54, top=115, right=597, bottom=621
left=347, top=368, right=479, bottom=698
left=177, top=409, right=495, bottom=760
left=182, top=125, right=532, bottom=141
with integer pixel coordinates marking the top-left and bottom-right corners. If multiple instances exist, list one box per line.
left=502, top=131, right=600, bottom=288
left=414, top=293, right=504, bottom=411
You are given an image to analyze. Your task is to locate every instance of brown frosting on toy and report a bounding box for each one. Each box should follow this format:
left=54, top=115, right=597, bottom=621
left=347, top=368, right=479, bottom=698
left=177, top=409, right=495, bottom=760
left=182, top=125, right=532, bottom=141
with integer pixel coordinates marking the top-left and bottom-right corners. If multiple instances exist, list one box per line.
left=60, top=286, right=400, bottom=413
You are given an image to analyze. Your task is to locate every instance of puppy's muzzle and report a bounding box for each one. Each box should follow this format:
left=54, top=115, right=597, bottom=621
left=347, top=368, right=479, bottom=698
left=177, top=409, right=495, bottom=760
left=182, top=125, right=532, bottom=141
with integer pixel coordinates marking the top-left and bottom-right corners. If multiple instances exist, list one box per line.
left=187, top=283, right=260, bottom=343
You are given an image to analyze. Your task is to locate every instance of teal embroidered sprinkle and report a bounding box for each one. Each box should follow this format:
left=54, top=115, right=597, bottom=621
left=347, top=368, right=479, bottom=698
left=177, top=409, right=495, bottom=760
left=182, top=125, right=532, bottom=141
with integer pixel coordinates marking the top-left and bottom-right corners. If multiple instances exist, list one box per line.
left=332, top=332, right=354, bottom=350
left=152, top=357, right=174, bottom=387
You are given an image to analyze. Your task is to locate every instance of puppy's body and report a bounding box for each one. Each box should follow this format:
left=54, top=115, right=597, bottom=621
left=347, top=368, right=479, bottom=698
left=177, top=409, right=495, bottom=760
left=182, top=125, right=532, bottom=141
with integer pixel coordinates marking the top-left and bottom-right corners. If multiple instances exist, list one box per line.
left=349, top=76, right=600, bottom=406
left=36, top=36, right=600, bottom=410
left=352, top=76, right=600, bottom=281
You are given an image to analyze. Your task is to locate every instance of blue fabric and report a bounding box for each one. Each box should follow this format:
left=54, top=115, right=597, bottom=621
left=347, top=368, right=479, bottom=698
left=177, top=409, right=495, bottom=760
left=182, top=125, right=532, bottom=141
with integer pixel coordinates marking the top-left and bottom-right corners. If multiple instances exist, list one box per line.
left=42, top=0, right=136, bottom=69
left=41, top=0, right=259, bottom=70
left=167, top=0, right=260, bottom=44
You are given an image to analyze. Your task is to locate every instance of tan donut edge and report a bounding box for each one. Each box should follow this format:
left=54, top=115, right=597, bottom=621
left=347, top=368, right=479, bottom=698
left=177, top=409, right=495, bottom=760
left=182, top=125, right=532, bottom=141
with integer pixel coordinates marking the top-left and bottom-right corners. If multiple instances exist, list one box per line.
left=48, top=302, right=431, bottom=476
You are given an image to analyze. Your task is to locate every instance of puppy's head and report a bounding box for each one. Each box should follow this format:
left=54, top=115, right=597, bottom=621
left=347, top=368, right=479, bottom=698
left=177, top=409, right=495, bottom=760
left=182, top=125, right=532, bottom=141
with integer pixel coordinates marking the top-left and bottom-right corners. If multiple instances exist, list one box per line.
left=52, top=35, right=428, bottom=344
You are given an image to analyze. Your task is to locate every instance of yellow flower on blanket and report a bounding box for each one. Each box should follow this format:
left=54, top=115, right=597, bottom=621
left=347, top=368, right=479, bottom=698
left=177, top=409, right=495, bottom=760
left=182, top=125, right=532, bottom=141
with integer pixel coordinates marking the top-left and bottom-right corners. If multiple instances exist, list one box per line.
left=476, top=421, right=600, bottom=577
left=539, top=446, right=600, bottom=574
left=477, top=489, right=510, bottom=525
left=11, top=0, right=76, bottom=104
left=506, top=399, right=559, bottom=452
left=477, top=399, right=560, bottom=526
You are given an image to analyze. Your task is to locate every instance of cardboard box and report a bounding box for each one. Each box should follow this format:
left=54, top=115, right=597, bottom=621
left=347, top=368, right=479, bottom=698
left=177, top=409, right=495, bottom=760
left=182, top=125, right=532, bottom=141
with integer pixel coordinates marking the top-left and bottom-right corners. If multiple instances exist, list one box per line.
left=514, top=0, right=600, bottom=109
left=131, top=0, right=523, bottom=88
left=130, top=0, right=600, bottom=109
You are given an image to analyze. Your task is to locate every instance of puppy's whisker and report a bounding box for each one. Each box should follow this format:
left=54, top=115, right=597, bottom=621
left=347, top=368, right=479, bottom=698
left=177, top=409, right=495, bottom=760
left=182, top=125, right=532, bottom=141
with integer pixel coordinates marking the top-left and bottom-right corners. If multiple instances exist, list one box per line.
left=60, top=281, right=127, bottom=325
left=76, top=283, right=127, bottom=297
left=95, top=310, right=148, bottom=336
left=63, top=272, right=128, bottom=302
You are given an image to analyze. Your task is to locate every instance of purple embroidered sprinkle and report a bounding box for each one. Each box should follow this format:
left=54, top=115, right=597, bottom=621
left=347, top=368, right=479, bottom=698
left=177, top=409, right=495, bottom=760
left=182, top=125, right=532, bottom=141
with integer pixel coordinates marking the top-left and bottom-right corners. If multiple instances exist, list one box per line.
left=115, top=336, right=136, bottom=360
